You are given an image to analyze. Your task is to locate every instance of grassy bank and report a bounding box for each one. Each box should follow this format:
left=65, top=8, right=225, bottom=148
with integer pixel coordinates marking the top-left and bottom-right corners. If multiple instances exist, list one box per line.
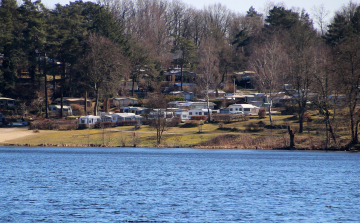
left=1, top=114, right=357, bottom=151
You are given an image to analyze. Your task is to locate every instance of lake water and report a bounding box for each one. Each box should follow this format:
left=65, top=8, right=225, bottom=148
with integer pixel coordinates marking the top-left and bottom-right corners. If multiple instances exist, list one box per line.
left=0, top=147, right=359, bottom=222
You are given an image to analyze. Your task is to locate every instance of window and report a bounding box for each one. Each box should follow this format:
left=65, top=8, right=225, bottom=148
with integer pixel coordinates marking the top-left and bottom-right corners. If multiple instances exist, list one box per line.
left=195, top=112, right=198, bottom=115
left=244, top=108, right=250, bottom=111
left=199, top=112, right=202, bottom=115
left=189, top=112, right=192, bottom=115
left=183, top=115, right=187, bottom=118
left=230, top=108, right=233, bottom=111
left=204, top=112, right=208, bottom=115
left=235, top=108, right=238, bottom=111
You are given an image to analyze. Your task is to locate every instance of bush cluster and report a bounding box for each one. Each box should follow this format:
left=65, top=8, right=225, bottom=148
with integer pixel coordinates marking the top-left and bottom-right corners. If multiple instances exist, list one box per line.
left=30, top=119, right=78, bottom=130
left=190, top=115, right=207, bottom=121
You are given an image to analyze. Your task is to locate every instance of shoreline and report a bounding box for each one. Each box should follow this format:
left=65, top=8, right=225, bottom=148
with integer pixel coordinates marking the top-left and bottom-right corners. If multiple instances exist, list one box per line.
left=0, top=127, right=358, bottom=152
left=0, top=142, right=357, bottom=152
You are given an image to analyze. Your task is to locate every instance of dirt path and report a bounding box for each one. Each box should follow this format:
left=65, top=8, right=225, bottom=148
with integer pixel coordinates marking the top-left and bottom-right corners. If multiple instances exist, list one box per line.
left=0, top=127, right=36, bottom=143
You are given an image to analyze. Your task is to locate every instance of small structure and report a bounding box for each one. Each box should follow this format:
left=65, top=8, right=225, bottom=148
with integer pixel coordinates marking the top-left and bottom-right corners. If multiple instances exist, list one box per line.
left=188, top=109, right=209, bottom=117
left=101, top=115, right=112, bottom=122
left=168, top=101, right=186, bottom=108
left=112, top=97, right=138, bottom=107
left=53, top=97, right=92, bottom=107
left=49, top=105, right=73, bottom=116
left=201, top=90, right=226, bottom=98
left=174, top=110, right=190, bottom=122
left=228, top=104, right=259, bottom=115
left=79, top=115, right=101, bottom=128
left=179, top=101, right=215, bottom=110
left=0, top=97, right=15, bottom=108
left=111, top=113, right=144, bottom=125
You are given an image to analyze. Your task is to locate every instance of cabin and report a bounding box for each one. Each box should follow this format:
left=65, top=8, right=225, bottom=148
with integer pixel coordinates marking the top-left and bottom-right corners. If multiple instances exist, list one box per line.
left=134, top=107, right=149, bottom=115
left=179, top=102, right=215, bottom=110
left=111, top=113, right=144, bottom=125
left=49, top=105, right=73, bottom=116
left=79, top=115, right=101, bottom=128
left=188, top=109, right=209, bottom=117
left=53, top=97, right=92, bottom=108
left=148, top=109, right=174, bottom=120
left=101, top=115, right=112, bottom=122
left=112, top=97, right=138, bottom=107
left=173, top=110, right=190, bottom=122
left=168, top=101, right=186, bottom=108
left=0, top=97, right=16, bottom=108
left=228, top=104, right=259, bottom=115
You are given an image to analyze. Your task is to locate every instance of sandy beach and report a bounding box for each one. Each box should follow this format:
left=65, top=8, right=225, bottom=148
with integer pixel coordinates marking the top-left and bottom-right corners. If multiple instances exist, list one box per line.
left=0, top=127, right=35, bottom=143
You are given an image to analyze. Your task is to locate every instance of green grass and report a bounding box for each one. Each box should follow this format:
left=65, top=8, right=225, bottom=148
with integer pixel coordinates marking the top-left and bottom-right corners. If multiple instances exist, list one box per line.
left=1, top=114, right=351, bottom=150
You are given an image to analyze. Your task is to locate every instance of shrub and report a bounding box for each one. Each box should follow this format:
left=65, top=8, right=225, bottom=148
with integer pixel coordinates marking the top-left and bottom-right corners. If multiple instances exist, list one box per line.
left=70, top=104, right=85, bottom=116
left=190, top=115, right=207, bottom=121
left=281, top=105, right=297, bottom=115
left=258, top=108, right=266, bottom=118
left=95, top=121, right=115, bottom=128
left=29, top=119, right=78, bottom=130
left=245, top=123, right=264, bottom=132
left=304, top=113, right=312, bottom=122
left=181, top=120, right=199, bottom=128
left=168, top=117, right=181, bottom=127
left=116, top=120, right=137, bottom=126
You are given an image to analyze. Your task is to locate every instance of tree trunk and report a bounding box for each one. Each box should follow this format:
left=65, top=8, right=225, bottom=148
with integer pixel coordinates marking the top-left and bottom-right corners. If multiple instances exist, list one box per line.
left=94, top=87, right=99, bottom=116
left=268, top=101, right=273, bottom=126
left=288, top=126, right=295, bottom=148
left=180, top=64, right=183, bottom=91
left=85, top=91, right=87, bottom=115
left=44, top=56, right=48, bottom=119
left=132, top=75, right=135, bottom=97
left=60, top=60, right=65, bottom=118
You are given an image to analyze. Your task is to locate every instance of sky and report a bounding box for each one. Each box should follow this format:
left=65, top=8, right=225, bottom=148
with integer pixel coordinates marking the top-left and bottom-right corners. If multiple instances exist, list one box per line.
left=40, top=0, right=356, bottom=28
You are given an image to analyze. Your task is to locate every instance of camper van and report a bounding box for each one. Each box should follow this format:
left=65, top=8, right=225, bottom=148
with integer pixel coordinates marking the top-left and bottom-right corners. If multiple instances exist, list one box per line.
left=228, top=104, right=259, bottom=115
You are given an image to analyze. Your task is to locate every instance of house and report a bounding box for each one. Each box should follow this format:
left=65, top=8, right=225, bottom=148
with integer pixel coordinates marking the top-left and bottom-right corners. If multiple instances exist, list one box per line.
left=112, top=97, right=138, bottom=107
left=170, top=83, right=197, bottom=91
left=179, top=102, right=215, bottom=110
left=174, top=110, right=190, bottom=122
left=169, top=91, right=195, bottom=101
left=79, top=115, right=101, bottom=127
left=228, top=104, right=260, bottom=115
left=225, top=94, right=255, bottom=103
left=201, top=90, right=226, bottom=98
left=166, top=69, right=196, bottom=82
left=49, top=105, right=73, bottom=116
left=148, top=109, right=174, bottom=120
left=168, top=101, right=186, bottom=108
left=111, top=113, right=144, bottom=123
left=119, top=106, right=142, bottom=113
left=188, top=109, right=210, bottom=117
left=53, top=97, right=92, bottom=108
left=101, top=115, right=112, bottom=122
left=0, top=97, right=16, bottom=108
left=134, top=108, right=149, bottom=115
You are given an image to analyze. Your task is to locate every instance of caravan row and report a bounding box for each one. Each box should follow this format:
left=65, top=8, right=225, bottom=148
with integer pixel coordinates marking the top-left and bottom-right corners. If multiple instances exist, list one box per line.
left=79, top=113, right=144, bottom=128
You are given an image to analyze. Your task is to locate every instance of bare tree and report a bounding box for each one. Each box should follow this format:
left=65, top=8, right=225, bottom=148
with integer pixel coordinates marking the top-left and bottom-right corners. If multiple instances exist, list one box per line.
left=333, top=37, right=360, bottom=144
left=311, top=4, right=329, bottom=36
left=285, top=14, right=318, bottom=133
left=197, top=37, right=219, bottom=122
left=249, top=34, right=286, bottom=125
left=82, top=33, right=128, bottom=115
left=146, top=93, right=168, bottom=145
left=311, top=42, right=339, bottom=147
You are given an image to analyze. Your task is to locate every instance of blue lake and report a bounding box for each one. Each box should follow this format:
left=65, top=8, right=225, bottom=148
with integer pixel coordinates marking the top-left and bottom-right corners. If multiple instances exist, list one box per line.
left=0, top=147, right=359, bottom=222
